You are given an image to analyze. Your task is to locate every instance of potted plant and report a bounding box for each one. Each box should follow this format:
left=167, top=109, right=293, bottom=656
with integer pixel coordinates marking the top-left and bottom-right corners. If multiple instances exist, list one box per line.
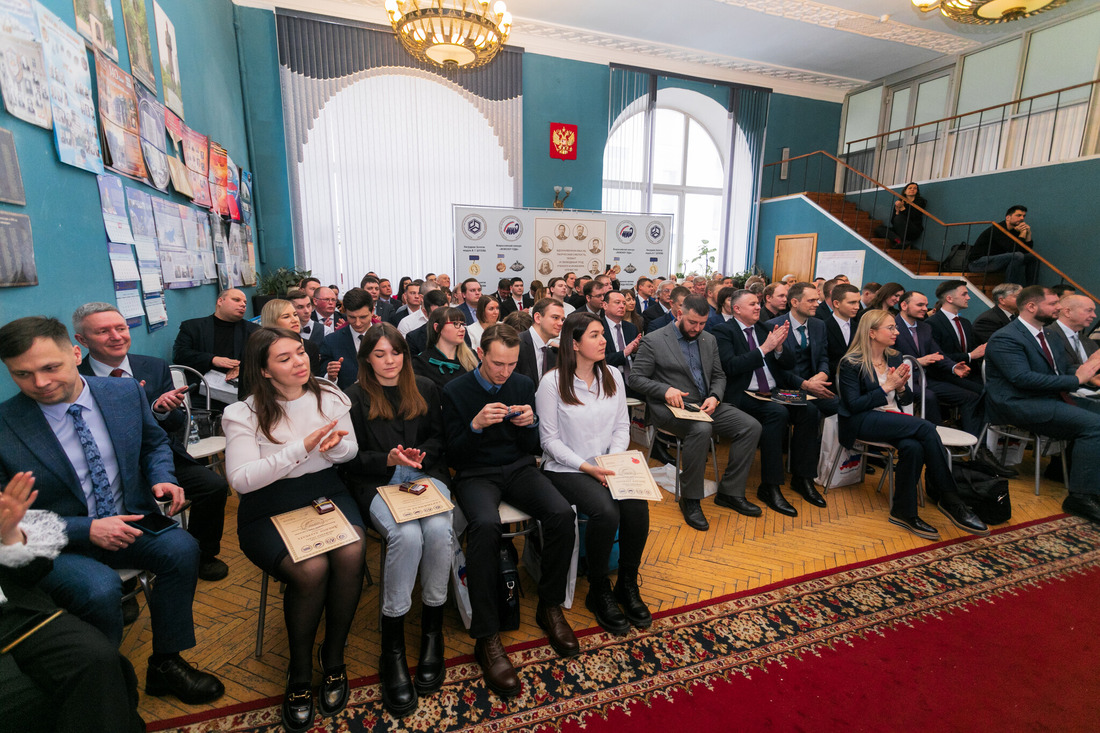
left=253, top=266, right=312, bottom=314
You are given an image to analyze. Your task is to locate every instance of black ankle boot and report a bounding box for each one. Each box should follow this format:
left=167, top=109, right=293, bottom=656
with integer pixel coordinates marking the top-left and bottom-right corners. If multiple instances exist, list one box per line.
left=414, top=603, right=446, bottom=695
left=380, top=614, right=417, bottom=717
left=614, top=567, right=653, bottom=629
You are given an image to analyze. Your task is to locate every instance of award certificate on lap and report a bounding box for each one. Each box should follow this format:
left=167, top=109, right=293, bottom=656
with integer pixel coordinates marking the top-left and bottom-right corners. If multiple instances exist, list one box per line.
left=668, top=404, right=713, bottom=422
left=271, top=505, right=361, bottom=563
left=378, top=479, right=455, bottom=523
left=595, top=450, right=664, bottom=501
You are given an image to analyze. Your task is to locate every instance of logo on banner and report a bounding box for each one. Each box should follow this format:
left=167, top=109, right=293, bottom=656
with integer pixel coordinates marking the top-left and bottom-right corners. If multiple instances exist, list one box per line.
left=499, top=217, right=523, bottom=240
left=550, top=122, right=577, bottom=160
left=462, top=214, right=486, bottom=240
left=616, top=221, right=636, bottom=244
left=646, top=221, right=665, bottom=244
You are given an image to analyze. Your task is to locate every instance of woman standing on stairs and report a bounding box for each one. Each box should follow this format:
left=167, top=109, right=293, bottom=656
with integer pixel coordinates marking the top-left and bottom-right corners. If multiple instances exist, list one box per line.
left=536, top=311, right=653, bottom=636
left=342, top=323, right=453, bottom=718
left=223, top=328, right=366, bottom=732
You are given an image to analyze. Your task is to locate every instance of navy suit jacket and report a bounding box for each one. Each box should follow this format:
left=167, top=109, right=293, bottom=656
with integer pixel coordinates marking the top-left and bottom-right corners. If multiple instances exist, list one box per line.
left=985, top=318, right=1082, bottom=425
left=457, top=302, right=477, bottom=325
left=603, top=317, right=639, bottom=368
left=319, top=326, right=361, bottom=389
left=927, top=310, right=977, bottom=364
left=1044, top=323, right=1097, bottom=372
left=0, top=377, right=175, bottom=551
left=824, top=315, right=856, bottom=383
left=172, top=315, right=259, bottom=375
left=713, top=319, right=786, bottom=402
left=300, top=317, right=327, bottom=347
left=892, top=315, right=958, bottom=378
left=767, top=313, right=829, bottom=381
left=836, top=353, right=914, bottom=448
left=973, top=307, right=1012, bottom=345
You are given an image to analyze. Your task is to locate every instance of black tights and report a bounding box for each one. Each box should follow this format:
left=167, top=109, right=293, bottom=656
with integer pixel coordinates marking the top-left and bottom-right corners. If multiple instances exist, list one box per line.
left=275, top=527, right=367, bottom=684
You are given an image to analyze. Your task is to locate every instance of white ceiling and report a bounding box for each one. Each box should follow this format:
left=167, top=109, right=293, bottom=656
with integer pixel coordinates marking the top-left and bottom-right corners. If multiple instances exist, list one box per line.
left=235, top=0, right=1095, bottom=100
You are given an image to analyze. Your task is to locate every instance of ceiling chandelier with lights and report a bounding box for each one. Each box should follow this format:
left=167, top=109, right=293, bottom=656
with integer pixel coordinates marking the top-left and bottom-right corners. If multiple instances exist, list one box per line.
left=385, top=0, right=512, bottom=68
left=912, top=0, right=1075, bottom=24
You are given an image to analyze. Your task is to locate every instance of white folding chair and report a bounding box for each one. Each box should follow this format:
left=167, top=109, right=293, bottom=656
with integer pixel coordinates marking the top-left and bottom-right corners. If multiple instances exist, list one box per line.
left=902, top=356, right=978, bottom=471
left=169, top=365, right=227, bottom=466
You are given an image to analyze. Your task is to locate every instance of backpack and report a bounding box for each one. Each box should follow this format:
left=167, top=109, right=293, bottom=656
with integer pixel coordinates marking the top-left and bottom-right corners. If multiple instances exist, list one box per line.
left=952, top=461, right=1011, bottom=525
left=943, top=242, right=970, bottom=272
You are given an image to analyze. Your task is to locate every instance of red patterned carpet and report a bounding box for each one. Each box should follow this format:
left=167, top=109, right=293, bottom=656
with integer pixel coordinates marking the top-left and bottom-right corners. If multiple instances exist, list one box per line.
left=154, top=515, right=1100, bottom=732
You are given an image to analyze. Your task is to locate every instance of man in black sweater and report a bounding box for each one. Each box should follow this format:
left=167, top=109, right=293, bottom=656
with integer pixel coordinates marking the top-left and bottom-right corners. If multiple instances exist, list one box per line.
left=441, top=324, right=577, bottom=698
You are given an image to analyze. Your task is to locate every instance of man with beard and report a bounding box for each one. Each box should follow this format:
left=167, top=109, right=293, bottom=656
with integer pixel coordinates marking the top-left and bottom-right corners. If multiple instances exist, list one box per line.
left=985, top=286, right=1100, bottom=523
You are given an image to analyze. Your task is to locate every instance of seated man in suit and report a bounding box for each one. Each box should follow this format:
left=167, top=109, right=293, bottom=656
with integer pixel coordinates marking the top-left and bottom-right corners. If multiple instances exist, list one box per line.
left=499, top=277, right=533, bottom=318
left=761, top=282, right=788, bottom=323
left=643, top=280, right=675, bottom=332
left=635, top=276, right=658, bottom=313
left=973, top=282, right=1021, bottom=345
left=580, top=278, right=607, bottom=318
left=927, top=281, right=986, bottom=373
left=1046, top=294, right=1098, bottom=371
left=603, top=290, right=641, bottom=383
left=319, top=287, right=374, bottom=389
left=629, top=296, right=762, bottom=531
left=825, top=283, right=862, bottom=380
left=397, top=280, right=430, bottom=334
left=646, top=286, right=688, bottom=334
left=985, top=286, right=1100, bottom=523
left=172, top=288, right=259, bottom=388
left=74, top=303, right=230, bottom=581
left=893, top=291, right=983, bottom=436
left=287, top=288, right=326, bottom=347
left=441, top=325, right=577, bottom=697
left=715, top=290, right=827, bottom=516
left=360, top=276, right=394, bottom=324
left=565, top=275, right=589, bottom=310
left=516, top=298, right=565, bottom=385
left=458, top=278, right=483, bottom=324
left=310, top=286, right=346, bottom=337
left=813, top=279, right=837, bottom=322
left=0, top=317, right=224, bottom=704
left=765, top=282, right=837, bottom=416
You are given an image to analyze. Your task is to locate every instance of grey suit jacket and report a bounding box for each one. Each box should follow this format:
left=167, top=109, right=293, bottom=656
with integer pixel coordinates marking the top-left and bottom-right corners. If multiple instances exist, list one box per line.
left=628, top=323, right=726, bottom=422
left=1045, top=323, right=1098, bottom=371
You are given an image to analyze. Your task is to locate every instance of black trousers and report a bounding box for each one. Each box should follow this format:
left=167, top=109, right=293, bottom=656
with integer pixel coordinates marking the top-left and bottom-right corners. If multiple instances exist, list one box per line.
left=737, top=396, right=821, bottom=486
left=544, top=470, right=649, bottom=582
left=925, top=378, right=983, bottom=436
left=453, top=458, right=575, bottom=639
left=174, top=455, right=229, bottom=561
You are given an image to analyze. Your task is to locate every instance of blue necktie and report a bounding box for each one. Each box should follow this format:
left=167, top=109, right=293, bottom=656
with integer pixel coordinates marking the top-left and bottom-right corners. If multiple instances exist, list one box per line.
left=797, top=325, right=807, bottom=349
left=67, top=404, right=115, bottom=518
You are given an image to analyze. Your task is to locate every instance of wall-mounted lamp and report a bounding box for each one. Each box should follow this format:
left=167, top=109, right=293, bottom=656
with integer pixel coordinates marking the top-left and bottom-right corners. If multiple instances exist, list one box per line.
left=553, top=185, right=572, bottom=209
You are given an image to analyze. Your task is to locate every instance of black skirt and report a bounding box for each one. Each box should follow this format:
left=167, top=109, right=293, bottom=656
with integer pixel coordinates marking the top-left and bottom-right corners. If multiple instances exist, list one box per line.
left=236, top=466, right=365, bottom=576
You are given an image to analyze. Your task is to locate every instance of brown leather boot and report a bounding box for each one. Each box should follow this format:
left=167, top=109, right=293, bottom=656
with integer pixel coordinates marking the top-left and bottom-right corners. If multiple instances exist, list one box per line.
left=535, top=602, right=580, bottom=658
left=474, top=634, right=520, bottom=697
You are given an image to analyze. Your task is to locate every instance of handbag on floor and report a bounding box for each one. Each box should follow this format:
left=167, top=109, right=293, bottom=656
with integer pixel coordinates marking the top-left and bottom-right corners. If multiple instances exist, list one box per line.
left=952, top=462, right=1011, bottom=525
left=498, top=541, right=521, bottom=632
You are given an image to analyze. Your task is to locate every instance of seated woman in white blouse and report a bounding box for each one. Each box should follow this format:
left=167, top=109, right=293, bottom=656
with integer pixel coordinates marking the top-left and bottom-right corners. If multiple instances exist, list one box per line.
left=535, top=311, right=652, bottom=637
left=223, top=328, right=366, bottom=732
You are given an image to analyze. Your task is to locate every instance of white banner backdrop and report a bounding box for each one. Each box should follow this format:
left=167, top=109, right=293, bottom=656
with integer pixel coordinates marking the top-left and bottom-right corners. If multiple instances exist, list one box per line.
left=453, top=206, right=673, bottom=290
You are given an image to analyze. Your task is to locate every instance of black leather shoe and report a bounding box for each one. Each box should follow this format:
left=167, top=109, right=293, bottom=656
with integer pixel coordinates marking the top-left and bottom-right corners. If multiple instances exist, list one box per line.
left=281, top=680, right=314, bottom=732
left=536, top=602, right=580, bottom=658
left=791, top=477, right=827, bottom=508
left=316, top=643, right=349, bottom=717
left=475, top=635, right=520, bottom=697
left=614, top=572, right=653, bottom=629
left=1063, top=493, right=1100, bottom=524
left=145, top=655, right=225, bottom=704
left=977, top=445, right=1020, bottom=478
left=122, top=595, right=140, bottom=626
left=414, top=603, right=446, bottom=695
left=650, top=438, right=675, bottom=466
left=756, top=484, right=797, bottom=517
left=678, top=499, right=710, bottom=531
left=714, top=493, right=762, bottom=517
left=380, top=614, right=417, bottom=717
left=585, top=577, right=630, bottom=636
left=198, top=558, right=229, bottom=582
left=888, top=513, right=940, bottom=541
left=937, top=499, right=990, bottom=536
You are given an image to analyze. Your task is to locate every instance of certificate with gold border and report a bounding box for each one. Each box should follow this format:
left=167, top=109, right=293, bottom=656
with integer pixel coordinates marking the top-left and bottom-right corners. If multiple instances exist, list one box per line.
left=595, top=451, right=664, bottom=501
left=378, top=479, right=455, bottom=523
left=271, top=505, right=360, bottom=563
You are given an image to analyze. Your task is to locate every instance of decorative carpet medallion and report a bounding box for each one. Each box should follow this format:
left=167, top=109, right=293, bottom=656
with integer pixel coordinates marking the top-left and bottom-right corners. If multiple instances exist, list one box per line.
left=158, top=516, right=1100, bottom=732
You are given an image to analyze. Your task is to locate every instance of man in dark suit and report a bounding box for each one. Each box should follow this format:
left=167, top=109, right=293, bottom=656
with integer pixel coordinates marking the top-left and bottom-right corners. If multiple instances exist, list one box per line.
left=0, top=317, right=224, bottom=705
left=172, top=288, right=259, bottom=385
left=629, top=296, right=762, bottom=531
left=893, top=291, right=982, bottom=435
left=515, top=298, right=565, bottom=385
left=1046, top=294, right=1097, bottom=371
left=927, top=281, right=985, bottom=371
left=973, top=282, right=1021, bottom=344
left=766, top=282, right=837, bottom=416
left=565, top=275, right=590, bottom=310
left=458, top=278, right=483, bottom=324
left=74, top=303, right=230, bottom=581
left=491, top=278, right=512, bottom=304
left=813, top=279, right=837, bottom=322
left=761, top=282, right=788, bottom=323
left=603, top=291, right=641, bottom=381
left=310, top=286, right=346, bottom=338
left=288, top=288, right=326, bottom=346
left=360, top=276, right=394, bottom=324
left=319, top=287, right=373, bottom=389
left=824, top=283, right=861, bottom=383
left=643, top=280, right=675, bottom=332
left=646, top=285, right=688, bottom=334
left=386, top=278, right=421, bottom=327
left=635, top=276, right=658, bottom=313
left=985, top=286, right=1100, bottom=523
left=716, top=290, right=826, bottom=516
left=499, top=277, right=534, bottom=318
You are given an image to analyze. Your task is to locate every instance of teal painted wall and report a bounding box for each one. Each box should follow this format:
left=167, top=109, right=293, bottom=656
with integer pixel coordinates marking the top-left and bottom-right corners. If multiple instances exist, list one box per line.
left=0, top=0, right=264, bottom=400
left=521, top=53, right=609, bottom=212
left=761, top=93, right=842, bottom=194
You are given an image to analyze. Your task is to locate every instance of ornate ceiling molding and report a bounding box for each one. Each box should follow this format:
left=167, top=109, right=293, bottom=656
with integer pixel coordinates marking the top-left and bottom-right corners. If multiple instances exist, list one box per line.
left=713, top=0, right=980, bottom=54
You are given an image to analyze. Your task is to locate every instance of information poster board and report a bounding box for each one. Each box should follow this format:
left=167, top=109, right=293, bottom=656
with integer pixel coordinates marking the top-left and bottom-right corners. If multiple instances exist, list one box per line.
left=454, top=206, right=673, bottom=290
left=815, top=250, right=865, bottom=287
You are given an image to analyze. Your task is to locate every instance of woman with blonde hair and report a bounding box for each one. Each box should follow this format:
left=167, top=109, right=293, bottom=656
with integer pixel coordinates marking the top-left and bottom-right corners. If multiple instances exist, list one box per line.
left=837, top=310, right=987, bottom=542
left=260, top=298, right=320, bottom=373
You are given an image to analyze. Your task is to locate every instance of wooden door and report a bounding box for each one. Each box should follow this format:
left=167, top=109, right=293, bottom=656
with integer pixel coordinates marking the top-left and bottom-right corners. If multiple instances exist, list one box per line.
left=773, top=234, right=817, bottom=282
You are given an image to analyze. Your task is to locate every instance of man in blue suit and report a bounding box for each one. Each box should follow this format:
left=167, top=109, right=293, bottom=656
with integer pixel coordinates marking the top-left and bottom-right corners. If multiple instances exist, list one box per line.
left=288, top=288, right=326, bottom=346
left=458, top=278, right=483, bottom=325
left=766, top=282, right=837, bottom=416
left=0, top=316, right=224, bottom=705
left=319, top=287, right=374, bottom=388
left=986, top=286, right=1100, bottom=523
left=74, top=302, right=230, bottom=581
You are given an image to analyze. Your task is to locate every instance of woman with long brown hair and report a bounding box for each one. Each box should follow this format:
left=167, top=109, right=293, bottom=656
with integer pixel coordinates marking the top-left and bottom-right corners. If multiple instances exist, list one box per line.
left=342, top=324, right=453, bottom=717
left=222, top=328, right=365, bottom=731
left=535, top=311, right=652, bottom=636
left=869, top=282, right=904, bottom=313
left=413, top=306, right=479, bottom=389
left=466, top=295, right=500, bottom=351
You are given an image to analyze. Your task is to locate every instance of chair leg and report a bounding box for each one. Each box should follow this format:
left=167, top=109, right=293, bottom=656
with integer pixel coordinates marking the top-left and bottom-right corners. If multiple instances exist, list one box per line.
left=1060, top=448, right=1070, bottom=490
left=674, top=437, right=683, bottom=503
left=709, top=438, right=720, bottom=492
left=256, top=571, right=269, bottom=658
left=136, top=571, right=154, bottom=603
left=1033, top=434, right=1042, bottom=497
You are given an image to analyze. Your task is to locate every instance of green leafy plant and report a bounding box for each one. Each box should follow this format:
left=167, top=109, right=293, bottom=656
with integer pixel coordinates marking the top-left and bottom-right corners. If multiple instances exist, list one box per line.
left=257, top=266, right=312, bottom=296
left=678, top=240, right=718, bottom=278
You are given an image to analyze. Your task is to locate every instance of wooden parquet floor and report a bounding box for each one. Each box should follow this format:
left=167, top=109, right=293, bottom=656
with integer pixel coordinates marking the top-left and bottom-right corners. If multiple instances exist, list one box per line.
left=127, top=443, right=1068, bottom=726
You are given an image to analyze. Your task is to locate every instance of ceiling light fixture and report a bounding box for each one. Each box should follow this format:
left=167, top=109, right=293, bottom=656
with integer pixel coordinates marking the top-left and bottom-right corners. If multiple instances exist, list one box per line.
left=385, top=0, right=512, bottom=68
left=912, top=0, right=1074, bottom=24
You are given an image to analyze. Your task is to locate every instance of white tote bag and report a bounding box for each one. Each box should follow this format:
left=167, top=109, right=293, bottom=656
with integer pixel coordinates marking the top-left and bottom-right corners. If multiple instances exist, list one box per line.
left=816, top=415, right=864, bottom=488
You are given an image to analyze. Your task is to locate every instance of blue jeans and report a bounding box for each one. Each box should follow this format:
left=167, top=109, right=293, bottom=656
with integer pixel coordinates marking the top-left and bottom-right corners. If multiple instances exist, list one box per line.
left=369, top=466, right=454, bottom=617
left=969, top=252, right=1037, bottom=285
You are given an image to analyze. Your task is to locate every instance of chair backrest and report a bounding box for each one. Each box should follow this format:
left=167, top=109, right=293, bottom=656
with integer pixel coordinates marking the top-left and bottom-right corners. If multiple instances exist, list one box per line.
left=170, top=364, right=213, bottom=411
left=901, top=355, right=924, bottom=419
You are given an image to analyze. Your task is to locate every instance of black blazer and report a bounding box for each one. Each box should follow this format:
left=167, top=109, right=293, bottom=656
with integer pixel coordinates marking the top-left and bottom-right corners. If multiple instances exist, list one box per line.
left=836, top=353, right=914, bottom=448
left=927, top=310, right=977, bottom=364
left=172, top=315, right=259, bottom=375
left=892, top=315, right=957, bottom=378
left=341, top=377, right=449, bottom=506
left=824, top=316, right=856, bottom=384
left=713, top=319, right=785, bottom=402
left=499, top=295, right=534, bottom=318
left=516, top=329, right=557, bottom=386
left=973, top=307, right=1012, bottom=345
left=603, top=317, right=639, bottom=368
left=767, top=313, right=830, bottom=380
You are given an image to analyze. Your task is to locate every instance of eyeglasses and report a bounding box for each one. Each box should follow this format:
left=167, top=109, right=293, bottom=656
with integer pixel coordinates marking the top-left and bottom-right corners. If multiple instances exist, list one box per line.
left=447, top=321, right=467, bottom=329
left=314, top=297, right=337, bottom=303
left=873, top=325, right=899, bottom=332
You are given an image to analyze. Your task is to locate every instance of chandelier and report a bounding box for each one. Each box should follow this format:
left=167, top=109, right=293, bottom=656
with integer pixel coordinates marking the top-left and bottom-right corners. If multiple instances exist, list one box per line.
left=384, top=0, right=512, bottom=68
left=912, top=0, right=1074, bottom=24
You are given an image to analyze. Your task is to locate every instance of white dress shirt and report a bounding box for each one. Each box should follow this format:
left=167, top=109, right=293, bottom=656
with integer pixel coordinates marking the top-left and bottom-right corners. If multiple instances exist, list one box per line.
left=398, top=308, right=428, bottom=335
left=535, top=368, right=630, bottom=474
left=831, top=313, right=851, bottom=345
left=528, top=326, right=551, bottom=378
left=223, top=387, right=357, bottom=493
left=1056, top=319, right=1088, bottom=362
